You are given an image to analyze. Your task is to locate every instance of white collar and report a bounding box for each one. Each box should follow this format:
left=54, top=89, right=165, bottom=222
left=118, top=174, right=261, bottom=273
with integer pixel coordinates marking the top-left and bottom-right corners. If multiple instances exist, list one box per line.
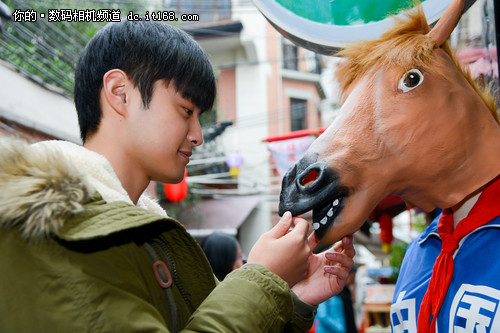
left=453, top=191, right=481, bottom=228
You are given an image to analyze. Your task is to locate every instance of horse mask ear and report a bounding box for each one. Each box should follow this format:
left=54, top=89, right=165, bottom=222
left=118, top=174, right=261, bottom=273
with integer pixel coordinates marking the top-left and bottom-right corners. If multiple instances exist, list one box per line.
left=427, top=0, right=465, bottom=46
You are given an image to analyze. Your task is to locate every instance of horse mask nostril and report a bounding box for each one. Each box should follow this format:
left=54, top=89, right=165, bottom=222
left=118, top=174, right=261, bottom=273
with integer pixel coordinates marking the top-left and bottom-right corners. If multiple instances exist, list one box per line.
left=300, top=170, right=318, bottom=187
left=296, top=163, right=326, bottom=192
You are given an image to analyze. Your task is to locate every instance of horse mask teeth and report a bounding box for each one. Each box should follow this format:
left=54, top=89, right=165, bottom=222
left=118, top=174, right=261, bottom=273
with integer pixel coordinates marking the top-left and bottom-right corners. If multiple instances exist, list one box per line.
left=327, top=208, right=333, bottom=217
left=312, top=197, right=344, bottom=239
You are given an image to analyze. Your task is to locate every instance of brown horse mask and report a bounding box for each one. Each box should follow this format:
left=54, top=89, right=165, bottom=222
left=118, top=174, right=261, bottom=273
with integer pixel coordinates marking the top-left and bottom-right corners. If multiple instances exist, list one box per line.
left=279, top=0, right=500, bottom=243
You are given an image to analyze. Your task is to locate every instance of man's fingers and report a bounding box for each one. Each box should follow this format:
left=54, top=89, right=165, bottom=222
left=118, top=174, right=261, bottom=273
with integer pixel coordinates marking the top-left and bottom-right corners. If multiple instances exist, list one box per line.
left=325, top=251, right=354, bottom=270
left=307, top=231, right=320, bottom=251
left=289, top=217, right=309, bottom=238
left=324, top=265, right=350, bottom=280
left=268, top=211, right=293, bottom=238
left=341, top=234, right=355, bottom=257
left=332, top=234, right=355, bottom=254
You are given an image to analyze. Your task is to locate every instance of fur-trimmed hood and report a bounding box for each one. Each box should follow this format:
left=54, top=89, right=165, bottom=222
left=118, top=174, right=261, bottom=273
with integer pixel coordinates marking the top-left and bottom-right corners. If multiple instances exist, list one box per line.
left=0, top=139, right=166, bottom=239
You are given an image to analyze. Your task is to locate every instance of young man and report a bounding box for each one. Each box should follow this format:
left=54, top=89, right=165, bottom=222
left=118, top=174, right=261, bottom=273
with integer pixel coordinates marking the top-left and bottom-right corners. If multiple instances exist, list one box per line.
left=0, top=20, right=354, bottom=332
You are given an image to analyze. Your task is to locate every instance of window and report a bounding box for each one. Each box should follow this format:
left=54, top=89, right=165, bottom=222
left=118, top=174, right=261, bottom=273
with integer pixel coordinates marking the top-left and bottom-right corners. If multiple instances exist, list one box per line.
left=290, top=98, right=307, bottom=131
left=305, top=50, right=321, bottom=74
left=282, top=39, right=298, bottom=70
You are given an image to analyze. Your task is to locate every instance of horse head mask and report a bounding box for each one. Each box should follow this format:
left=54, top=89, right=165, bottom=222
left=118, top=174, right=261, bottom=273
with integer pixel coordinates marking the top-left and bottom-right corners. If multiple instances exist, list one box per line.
left=279, top=0, right=500, bottom=243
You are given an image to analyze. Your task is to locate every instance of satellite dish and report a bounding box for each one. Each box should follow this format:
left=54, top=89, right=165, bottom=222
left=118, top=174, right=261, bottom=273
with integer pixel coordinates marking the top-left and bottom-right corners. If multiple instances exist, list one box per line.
left=253, top=0, right=476, bottom=55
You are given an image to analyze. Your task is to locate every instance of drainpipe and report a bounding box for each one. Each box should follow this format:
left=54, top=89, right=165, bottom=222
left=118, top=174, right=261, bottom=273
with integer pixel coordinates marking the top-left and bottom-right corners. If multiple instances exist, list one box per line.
left=495, top=0, right=500, bottom=84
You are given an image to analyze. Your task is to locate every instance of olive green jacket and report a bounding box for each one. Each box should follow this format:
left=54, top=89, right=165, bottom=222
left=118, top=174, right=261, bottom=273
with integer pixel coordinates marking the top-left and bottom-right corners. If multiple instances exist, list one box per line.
left=0, top=139, right=315, bottom=332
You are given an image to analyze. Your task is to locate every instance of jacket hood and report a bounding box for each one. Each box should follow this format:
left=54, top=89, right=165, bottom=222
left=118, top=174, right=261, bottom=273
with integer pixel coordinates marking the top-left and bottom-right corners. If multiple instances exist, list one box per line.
left=0, top=138, right=94, bottom=239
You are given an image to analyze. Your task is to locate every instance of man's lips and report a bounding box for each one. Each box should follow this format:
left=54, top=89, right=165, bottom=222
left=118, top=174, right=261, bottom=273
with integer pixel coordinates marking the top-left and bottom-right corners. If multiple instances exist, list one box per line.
left=179, top=150, right=192, bottom=162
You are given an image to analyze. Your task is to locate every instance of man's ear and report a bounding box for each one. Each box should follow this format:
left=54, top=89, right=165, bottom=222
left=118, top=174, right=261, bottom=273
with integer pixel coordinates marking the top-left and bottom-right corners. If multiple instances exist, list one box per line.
left=102, top=69, right=130, bottom=117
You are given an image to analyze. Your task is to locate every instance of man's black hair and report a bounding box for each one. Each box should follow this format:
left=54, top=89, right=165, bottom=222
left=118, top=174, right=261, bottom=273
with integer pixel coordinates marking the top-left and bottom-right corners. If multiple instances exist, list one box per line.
left=74, top=20, right=216, bottom=142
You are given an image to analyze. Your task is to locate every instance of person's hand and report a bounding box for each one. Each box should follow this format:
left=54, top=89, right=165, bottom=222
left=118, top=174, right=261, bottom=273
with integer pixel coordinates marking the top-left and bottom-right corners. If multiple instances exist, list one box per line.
left=292, top=233, right=355, bottom=306
left=247, top=212, right=311, bottom=287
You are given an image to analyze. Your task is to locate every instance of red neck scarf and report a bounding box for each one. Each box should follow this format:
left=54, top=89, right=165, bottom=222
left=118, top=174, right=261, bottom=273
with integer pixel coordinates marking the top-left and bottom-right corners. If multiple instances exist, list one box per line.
left=417, top=175, right=500, bottom=333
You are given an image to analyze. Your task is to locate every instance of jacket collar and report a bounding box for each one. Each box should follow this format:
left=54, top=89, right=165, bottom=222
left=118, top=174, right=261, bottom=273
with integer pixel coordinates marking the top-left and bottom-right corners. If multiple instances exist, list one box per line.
left=0, top=139, right=168, bottom=240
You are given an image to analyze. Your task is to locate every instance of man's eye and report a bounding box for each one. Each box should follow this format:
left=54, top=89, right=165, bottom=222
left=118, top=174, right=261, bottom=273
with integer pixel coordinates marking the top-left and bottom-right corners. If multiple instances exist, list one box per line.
left=184, top=108, right=193, bottom=115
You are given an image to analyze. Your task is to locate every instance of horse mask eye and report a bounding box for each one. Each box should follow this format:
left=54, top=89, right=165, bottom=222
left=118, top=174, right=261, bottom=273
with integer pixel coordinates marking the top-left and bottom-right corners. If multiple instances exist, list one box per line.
left=398, top=68, right=424, bottom=92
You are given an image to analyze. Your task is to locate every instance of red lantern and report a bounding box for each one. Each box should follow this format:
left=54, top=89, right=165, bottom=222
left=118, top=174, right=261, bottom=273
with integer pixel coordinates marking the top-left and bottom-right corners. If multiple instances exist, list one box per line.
left=378, top=213, right=394, bottom=252
left=163, top=168, right=188, bottom=202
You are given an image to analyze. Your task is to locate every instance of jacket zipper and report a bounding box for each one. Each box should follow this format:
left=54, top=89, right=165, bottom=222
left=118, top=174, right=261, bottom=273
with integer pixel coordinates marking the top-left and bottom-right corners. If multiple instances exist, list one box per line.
left=154, top=236, right=194, bottom=313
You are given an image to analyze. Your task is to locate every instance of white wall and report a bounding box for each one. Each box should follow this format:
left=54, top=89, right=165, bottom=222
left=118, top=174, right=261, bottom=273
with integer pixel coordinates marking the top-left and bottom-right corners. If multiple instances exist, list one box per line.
left=0, top=60, right=80, bottom=143
left=231, top=8, right=273, bottom=251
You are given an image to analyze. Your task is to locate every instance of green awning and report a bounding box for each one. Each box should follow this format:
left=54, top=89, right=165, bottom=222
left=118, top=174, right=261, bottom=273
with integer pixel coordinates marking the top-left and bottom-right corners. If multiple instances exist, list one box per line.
left=253, top=0, right=476, bottom=54
left=276, top=0, right=418, bottom=25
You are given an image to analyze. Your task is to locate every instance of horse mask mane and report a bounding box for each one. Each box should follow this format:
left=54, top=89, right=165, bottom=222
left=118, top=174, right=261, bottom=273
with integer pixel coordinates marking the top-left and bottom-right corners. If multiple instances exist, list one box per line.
left=336, top=6, right=499, bottom=124
left=279, top=0, right=500, bottom=243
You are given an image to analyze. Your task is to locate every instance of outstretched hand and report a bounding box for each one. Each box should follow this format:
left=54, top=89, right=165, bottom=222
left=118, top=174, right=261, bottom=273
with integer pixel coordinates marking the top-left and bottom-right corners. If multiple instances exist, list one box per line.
left=292, top=233, right=355, bottom=306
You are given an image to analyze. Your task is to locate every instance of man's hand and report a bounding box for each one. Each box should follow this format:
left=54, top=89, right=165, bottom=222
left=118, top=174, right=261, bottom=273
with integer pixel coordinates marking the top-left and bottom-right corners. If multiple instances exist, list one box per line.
left=292, top=233, right=355, bottom=306
left=247, top=212, right=311, bottom=288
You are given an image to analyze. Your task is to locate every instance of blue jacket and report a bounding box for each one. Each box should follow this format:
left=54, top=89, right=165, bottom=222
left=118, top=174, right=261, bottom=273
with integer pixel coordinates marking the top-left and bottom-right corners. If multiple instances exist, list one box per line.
left=390, top=213, right=500, bottom=332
